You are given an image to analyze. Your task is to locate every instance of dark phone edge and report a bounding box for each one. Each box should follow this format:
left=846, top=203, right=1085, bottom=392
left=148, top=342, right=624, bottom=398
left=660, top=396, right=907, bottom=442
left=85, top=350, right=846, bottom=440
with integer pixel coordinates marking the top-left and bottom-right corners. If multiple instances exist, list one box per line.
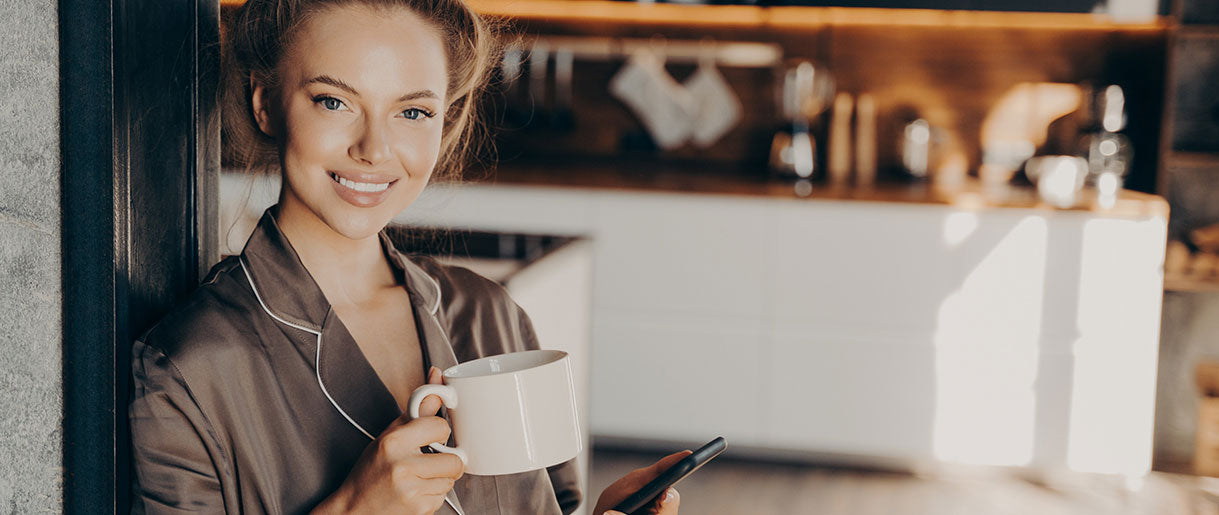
left=611, top=437, right=727, bottom=514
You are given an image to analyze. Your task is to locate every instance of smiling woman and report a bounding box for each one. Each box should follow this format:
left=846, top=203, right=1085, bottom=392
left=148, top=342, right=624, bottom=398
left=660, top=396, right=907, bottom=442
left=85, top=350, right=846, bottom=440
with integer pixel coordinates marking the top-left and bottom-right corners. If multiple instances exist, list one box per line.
left=254, top=5, right=448, bottom=240
left=129, top=1, right=686, bottom=514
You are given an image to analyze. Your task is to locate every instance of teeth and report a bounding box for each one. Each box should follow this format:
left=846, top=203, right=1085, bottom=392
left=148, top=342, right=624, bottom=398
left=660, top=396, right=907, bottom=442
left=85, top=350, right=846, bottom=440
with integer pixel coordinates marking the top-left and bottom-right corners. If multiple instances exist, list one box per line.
left=332, top=173, right=391, bottom=193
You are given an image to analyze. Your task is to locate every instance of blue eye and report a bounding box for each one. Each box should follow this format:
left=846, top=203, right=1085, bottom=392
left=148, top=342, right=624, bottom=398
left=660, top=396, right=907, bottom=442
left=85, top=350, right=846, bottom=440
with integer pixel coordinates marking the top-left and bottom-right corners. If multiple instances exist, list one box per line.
left=402, top=108, right=432, bottom=120
left=316, top=96, right=345, bottom=111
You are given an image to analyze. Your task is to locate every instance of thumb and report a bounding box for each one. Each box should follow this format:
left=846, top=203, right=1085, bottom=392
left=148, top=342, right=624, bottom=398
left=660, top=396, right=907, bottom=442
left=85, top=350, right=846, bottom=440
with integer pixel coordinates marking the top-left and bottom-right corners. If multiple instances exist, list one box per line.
left=603, top=512, right=626, bottom=515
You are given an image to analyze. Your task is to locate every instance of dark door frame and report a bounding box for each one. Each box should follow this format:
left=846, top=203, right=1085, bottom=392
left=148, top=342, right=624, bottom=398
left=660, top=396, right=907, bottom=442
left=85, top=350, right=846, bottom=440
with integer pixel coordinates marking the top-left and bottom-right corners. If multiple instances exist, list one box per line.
left=60, top=0, right=220, bottom=512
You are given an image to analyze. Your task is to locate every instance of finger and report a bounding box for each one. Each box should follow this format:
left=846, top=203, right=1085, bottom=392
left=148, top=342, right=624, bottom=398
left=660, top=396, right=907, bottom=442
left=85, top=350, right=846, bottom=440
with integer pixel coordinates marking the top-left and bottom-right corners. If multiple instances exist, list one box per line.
left=651, top=488, right=680, bottom=514
left=418, top=393, right=443, bottom=417
left=602, top=512, right=626, bottom=515
left=650, top=451, right=692, bottom=474
left=619, top=451, right=692, bottom=491
left=396, top=416, right=452, bottom=450
left=416, top=451, right=465, bottom=480
left=417, top=368, right=445, bottom=414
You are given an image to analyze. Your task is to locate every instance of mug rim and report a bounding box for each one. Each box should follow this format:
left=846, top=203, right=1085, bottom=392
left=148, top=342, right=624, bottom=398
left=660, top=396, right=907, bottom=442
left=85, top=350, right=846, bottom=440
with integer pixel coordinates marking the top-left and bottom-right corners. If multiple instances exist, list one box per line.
left=443, top=349, right=568, bottom=379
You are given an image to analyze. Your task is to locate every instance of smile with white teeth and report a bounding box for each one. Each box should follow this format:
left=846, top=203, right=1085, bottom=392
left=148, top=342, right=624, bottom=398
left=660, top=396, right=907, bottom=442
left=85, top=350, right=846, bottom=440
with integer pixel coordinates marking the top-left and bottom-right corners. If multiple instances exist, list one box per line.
left=330, top=172, right=392, bottom=193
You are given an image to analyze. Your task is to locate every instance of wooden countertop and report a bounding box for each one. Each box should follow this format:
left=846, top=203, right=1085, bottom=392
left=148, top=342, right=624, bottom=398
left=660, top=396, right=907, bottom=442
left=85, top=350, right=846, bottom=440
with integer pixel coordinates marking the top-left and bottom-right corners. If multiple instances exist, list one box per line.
left=467, top=161, right=1169, bottom=219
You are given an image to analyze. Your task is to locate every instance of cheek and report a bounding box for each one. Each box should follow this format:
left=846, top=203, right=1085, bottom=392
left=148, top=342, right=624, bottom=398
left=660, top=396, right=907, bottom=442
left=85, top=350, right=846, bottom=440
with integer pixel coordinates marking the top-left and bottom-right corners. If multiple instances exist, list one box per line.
left=390, top=125, right=443, bottom=182
left=283, top=111, right=348, bottom=172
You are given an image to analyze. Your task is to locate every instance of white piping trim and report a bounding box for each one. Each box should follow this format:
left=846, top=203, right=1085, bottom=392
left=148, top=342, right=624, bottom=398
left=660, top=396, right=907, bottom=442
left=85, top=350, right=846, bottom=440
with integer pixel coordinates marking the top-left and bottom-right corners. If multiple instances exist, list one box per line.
left=240, top=259, right=464, bottom=515
left=239, top=259, right=375, bottom=441
left=422, top=271, right=442, bottom=315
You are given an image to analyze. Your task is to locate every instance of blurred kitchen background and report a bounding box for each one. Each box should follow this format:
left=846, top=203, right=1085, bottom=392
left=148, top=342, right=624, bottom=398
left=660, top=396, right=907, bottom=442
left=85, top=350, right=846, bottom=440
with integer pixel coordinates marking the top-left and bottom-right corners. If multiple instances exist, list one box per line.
left=7, top=0, right=1219, bottom=512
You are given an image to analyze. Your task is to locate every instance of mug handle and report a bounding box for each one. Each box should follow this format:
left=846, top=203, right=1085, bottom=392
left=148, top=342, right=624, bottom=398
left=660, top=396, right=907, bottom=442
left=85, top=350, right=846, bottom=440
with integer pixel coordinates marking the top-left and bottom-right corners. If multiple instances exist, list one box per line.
left=407, top=384, right=469, bottom=466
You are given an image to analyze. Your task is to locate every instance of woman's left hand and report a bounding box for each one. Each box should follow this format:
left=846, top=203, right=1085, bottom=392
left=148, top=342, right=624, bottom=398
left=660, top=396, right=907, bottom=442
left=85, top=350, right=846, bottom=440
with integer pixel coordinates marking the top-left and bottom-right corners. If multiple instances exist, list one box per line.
left=592, top=450, right=692, bottom=515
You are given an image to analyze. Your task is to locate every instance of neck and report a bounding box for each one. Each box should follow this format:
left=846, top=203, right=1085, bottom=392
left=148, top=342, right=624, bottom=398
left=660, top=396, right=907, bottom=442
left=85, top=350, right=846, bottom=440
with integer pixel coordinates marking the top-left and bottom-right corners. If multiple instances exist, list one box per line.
left=275, top=189, right=394, bottom=307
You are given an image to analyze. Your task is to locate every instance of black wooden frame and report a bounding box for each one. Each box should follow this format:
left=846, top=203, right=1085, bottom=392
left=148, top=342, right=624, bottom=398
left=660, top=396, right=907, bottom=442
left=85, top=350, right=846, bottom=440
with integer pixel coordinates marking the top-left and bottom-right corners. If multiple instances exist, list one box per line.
left=60, top=0, right=220, bottom=512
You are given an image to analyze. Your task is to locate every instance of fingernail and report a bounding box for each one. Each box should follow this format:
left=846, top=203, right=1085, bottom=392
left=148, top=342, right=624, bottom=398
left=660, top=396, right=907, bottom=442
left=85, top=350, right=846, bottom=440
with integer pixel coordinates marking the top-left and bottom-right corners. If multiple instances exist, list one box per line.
left=663, top=488, right=676, bottom=504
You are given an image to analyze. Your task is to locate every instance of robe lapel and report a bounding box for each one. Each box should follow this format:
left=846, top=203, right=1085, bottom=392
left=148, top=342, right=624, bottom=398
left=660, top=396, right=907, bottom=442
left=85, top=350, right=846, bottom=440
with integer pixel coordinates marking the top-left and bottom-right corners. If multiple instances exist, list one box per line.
left=315, top=311, right=403, bottom=438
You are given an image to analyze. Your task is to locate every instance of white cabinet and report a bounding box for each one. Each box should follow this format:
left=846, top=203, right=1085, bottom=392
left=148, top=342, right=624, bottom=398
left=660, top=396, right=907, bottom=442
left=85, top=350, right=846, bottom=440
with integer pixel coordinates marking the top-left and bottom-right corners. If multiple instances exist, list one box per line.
left=592, top=193, right=774, bottom=317
left=767, top=327, right=939, bottom=457
left=590, top=310, right=765, bottom=445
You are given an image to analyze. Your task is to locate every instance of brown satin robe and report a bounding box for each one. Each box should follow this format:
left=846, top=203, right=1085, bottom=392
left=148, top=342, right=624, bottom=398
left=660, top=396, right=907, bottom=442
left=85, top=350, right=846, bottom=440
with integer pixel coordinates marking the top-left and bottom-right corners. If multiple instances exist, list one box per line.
left=129, top=209, right=582, bottom=514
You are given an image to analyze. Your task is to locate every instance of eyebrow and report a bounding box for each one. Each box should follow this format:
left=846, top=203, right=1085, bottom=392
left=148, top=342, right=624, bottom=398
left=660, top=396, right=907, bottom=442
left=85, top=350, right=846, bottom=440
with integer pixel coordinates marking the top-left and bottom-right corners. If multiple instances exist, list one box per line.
left=302, top=74, right=440, bottom=102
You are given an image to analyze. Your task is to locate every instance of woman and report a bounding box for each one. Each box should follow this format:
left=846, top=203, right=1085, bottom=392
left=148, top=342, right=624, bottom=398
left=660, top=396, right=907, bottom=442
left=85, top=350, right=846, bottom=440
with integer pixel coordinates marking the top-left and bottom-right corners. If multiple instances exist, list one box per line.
left=129, top=0, right=688, bottom=513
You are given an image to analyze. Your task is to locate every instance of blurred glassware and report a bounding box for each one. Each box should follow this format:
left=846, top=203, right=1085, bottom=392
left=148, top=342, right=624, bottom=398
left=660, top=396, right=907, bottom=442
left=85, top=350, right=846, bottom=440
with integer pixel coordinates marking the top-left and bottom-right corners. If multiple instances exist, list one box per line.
left=854, top=93, right=878, bottom=188
left=827, top=92, right=853, bottom=185
left=770, top=59, right=834, bottom=182
left=1077, top=85, right=1133, bottom=208
left=1026, top=155, right=1088, bottom=208
left=777, top=59, right=834, bottom=124
left=901, top=119, right=933, bottom=179
left=769, top=130, right=816, bottom=180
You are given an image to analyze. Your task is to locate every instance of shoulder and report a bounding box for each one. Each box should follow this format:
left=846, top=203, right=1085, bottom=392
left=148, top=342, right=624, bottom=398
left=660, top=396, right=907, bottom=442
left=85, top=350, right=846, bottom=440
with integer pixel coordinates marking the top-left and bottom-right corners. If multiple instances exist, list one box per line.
left=407, top=256, right=538, bottom=355
left=135, top=256, right=263, bottom=373
left=410, top=255, right=519, bottom=315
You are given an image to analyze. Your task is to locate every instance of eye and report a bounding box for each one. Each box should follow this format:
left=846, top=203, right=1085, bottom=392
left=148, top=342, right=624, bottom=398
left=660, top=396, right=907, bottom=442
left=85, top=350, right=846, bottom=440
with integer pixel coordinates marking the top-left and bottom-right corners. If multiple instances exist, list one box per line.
left=314, top=96, right=346, bottom=111
left=401, top=108, right=434, bottom=121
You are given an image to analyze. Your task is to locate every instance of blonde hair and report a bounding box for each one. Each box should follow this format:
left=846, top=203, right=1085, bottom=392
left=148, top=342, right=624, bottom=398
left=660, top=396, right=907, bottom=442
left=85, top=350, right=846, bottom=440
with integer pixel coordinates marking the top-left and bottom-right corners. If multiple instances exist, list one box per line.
left=221, top=0, right=502, bottom=181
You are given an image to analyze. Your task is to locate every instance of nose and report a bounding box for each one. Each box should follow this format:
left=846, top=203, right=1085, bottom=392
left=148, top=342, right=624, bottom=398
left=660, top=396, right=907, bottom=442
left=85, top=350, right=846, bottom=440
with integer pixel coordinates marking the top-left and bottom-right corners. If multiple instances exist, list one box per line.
left=349, top=116, right=391, bottom=166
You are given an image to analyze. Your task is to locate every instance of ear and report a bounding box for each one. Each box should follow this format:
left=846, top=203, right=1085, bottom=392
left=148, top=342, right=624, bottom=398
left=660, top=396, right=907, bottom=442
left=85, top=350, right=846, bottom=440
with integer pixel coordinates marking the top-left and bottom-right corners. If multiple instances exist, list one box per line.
left=249, top=74, right=276, bottom=138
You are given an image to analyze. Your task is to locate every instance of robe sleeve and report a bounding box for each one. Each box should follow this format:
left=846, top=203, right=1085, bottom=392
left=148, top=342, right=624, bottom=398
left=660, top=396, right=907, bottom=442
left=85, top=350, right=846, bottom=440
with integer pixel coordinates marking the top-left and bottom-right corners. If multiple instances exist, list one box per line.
left=517, top=306, right=585, bottom=515
left=129, top=339, right=229, bottom=514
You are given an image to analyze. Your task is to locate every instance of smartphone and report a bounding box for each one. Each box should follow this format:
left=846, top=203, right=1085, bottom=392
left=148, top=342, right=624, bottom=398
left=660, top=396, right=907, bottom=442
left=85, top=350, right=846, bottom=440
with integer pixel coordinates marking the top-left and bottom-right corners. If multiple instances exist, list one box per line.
left=611, top=437, right=726, bottom=514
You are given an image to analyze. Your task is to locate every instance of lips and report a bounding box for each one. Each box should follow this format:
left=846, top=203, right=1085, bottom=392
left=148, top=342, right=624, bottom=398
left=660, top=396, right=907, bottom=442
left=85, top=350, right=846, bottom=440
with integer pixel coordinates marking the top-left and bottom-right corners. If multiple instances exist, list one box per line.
left=327, top=169, right=399, bottom=208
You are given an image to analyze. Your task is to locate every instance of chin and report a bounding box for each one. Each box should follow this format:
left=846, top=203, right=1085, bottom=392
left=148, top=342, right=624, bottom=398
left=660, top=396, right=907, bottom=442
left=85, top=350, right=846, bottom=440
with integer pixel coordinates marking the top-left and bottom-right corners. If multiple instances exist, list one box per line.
left=318, top=206, right=393, bottom=241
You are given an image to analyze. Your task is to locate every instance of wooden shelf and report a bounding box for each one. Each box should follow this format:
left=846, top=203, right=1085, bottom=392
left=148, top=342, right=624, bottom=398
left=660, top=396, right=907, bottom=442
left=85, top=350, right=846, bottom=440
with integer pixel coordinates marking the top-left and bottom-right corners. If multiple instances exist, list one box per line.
left=1175, top=25, right=1219, bottom=38
left=220, top=0, right=1171, bottom=32
left=1165, top=152, right=1219, bottom=168
left=1165, top=276, right=1219, bottom=293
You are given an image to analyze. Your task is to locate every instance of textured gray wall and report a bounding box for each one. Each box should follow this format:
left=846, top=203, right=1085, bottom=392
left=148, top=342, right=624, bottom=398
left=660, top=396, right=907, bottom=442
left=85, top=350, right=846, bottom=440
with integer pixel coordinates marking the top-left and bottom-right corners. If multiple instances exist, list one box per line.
left=0, top=0, right=63, bottom=511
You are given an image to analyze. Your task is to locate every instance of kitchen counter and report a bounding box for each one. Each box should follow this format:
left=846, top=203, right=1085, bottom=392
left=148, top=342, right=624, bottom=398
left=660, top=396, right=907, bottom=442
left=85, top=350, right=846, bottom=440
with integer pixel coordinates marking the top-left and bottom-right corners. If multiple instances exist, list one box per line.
left=466, top=161, right=1169, bottom=219
left=401, top=170, right=1168, bottom=477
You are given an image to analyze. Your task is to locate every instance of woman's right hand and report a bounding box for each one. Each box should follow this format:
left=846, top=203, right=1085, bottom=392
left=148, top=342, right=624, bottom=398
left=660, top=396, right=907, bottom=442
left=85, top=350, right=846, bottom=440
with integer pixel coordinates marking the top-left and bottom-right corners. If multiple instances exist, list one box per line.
left=313, top=367, right=463, bottom=514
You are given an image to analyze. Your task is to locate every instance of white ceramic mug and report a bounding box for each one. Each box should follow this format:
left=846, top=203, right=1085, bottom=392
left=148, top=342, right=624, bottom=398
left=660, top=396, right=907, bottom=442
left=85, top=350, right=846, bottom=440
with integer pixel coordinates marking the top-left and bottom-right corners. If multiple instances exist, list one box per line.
left=407, top=349, right=583, bottom=476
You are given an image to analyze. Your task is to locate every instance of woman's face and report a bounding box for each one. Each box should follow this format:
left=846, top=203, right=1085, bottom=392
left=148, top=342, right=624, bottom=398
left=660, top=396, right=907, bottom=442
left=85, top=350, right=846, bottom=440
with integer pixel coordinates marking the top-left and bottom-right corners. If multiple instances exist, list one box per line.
left=255, top=4, right=448, bottom=240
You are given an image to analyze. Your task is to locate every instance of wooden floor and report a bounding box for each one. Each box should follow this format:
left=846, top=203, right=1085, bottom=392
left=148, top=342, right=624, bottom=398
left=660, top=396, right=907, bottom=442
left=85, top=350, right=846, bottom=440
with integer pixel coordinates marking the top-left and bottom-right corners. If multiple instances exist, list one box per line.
left=588, top=449, right=1219, bottom=515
